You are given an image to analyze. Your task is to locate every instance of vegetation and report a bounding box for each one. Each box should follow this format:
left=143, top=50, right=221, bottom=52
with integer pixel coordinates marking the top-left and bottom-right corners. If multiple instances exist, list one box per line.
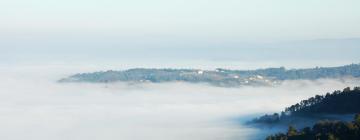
left=285, top=87, right=360, bottom=115
left=59, top=68, right=275, bottom=86
left=265, top=114, right=360, bottom=140
left=59, top=63, right=360, bottom=86
left=236, top=63, right=360, bottom=80
left=252, top=87, right=360, bottom=124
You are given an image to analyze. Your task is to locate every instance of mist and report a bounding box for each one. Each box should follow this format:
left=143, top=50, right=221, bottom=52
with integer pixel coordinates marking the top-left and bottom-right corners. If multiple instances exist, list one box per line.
left=0, top=65, right=359, bottom=140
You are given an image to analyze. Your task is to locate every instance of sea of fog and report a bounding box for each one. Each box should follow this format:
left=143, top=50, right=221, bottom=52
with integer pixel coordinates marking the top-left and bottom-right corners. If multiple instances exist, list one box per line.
left=1, top=64, right=359, bottom=140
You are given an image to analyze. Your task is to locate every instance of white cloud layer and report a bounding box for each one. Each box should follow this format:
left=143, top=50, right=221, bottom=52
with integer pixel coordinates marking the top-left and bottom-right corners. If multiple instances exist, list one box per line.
left=0, top=65, right=359, bottom=140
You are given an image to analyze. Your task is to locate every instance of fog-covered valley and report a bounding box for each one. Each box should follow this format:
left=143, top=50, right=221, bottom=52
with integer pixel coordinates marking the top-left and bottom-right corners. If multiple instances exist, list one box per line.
left=1, top=65, right=359, bottom=140
left=2, top=0, right=360, bottom=139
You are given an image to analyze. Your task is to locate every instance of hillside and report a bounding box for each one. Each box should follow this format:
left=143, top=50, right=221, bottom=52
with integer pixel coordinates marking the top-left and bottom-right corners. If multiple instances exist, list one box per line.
left=59, top=63, right=360, bottom=86
left=266, top=114, right=360, bottom=140
left=265, top=114, right=360, bottom=140
left=252, top=87, right=360, bottom=125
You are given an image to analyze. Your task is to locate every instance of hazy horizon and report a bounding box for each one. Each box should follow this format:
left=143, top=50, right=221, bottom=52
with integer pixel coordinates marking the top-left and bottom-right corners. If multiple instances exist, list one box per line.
left=1, top=37, right=360, bottom=70
left=2, top=0, right=360, bottom=69
left=1, top=0, right=360, bottom=140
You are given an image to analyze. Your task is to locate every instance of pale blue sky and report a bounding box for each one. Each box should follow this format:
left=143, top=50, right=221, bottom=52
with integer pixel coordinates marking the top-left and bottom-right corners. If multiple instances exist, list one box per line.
left=1, top=0, right=360, bottom=68
left=1, top=0, right=360, bottom=41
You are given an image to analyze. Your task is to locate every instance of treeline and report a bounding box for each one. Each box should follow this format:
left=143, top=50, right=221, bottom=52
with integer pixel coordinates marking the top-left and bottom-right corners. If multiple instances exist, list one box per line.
left=286, top=87, right=360, bottom=115
left=266, top=114, right=360, bottom=140
left=60, top=63, right=360, bottom=86
left=252, top=87, right=360, bottom=124
left=59, top=68, right=274, bottom=87
left=234, top=63, right=360, bottom=80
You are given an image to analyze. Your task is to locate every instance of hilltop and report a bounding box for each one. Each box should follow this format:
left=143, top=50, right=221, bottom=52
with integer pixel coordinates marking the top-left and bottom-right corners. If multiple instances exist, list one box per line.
left=59, top=63, right=360, bottom=87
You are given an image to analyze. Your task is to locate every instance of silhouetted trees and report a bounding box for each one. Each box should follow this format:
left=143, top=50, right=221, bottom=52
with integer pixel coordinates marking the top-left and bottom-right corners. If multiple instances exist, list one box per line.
left=253, top=87, right=360, bottom=124
left=266, top=114, right=360, bottom=140
left=286, top=87, right=360, bottom=115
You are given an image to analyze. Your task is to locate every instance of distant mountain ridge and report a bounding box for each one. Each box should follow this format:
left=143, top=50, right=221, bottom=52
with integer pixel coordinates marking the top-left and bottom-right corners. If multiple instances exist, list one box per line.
left=59, top=63, right=360, bottom=86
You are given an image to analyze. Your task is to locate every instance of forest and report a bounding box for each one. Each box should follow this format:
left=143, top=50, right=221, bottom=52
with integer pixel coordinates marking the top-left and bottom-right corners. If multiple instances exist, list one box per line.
left=252, top=87, right=360, bottom=124
left=266, top=114, right=360, bottom=140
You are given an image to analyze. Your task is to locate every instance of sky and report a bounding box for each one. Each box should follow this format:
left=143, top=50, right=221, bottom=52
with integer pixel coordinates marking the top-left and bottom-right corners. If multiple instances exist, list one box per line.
left=1, top=0, right=360, bottom=41
left=1, top=0, right=360, bottom=68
